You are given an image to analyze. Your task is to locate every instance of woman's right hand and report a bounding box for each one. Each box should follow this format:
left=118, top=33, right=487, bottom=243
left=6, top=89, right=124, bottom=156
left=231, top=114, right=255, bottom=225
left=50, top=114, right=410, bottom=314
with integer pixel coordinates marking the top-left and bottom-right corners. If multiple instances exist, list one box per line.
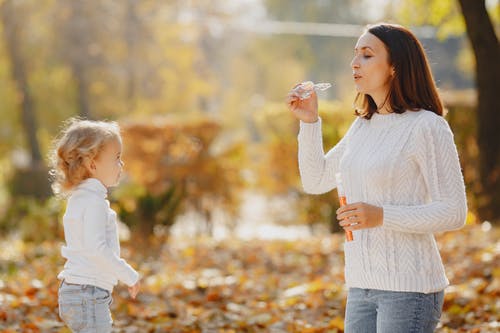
left=286, top=85, right=319, bottom=123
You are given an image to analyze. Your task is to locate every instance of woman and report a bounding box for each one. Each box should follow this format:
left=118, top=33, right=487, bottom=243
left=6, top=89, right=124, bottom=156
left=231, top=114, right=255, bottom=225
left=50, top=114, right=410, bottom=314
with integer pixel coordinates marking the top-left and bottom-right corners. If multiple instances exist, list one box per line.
left=286, top=23, right=467, bottom=332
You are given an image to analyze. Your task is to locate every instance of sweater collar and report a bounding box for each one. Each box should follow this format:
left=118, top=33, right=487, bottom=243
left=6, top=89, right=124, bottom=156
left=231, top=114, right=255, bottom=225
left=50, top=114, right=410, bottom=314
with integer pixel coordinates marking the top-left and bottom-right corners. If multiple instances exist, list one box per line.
left=76, top=178, right=108, bottom=198
left=368, top=111, right=411, bottom=127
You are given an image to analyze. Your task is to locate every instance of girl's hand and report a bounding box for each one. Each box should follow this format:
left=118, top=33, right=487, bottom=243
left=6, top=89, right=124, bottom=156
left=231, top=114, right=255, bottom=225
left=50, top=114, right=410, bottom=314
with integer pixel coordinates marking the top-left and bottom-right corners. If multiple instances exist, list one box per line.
left=286, top=85, right=319, bottom=123
left=337, top=202, right=383, bottom=231
left=128, top=280, right=140, bottom=299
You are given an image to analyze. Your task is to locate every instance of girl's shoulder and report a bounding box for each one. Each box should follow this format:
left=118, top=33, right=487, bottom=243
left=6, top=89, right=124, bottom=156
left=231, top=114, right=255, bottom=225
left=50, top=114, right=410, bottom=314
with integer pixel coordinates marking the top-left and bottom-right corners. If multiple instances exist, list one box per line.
left=67, top=190, right=108, bottom=213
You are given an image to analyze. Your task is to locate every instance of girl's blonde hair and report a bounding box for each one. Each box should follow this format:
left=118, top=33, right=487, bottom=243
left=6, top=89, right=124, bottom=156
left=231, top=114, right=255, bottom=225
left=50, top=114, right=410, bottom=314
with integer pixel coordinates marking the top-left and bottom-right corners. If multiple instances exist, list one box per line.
left=49, top=118, right=121, bottom=195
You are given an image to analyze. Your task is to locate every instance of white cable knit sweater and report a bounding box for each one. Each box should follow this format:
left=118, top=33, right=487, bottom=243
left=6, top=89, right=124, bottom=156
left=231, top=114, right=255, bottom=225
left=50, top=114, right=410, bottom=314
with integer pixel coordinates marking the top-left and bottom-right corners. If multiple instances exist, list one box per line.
left=298, top=110, right=467, bottom=293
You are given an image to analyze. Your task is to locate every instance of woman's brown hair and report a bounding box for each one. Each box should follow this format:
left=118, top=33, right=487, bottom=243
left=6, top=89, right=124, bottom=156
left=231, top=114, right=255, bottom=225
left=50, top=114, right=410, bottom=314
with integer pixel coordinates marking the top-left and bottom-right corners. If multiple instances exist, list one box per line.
left=354, top=23, right=444, bottom=119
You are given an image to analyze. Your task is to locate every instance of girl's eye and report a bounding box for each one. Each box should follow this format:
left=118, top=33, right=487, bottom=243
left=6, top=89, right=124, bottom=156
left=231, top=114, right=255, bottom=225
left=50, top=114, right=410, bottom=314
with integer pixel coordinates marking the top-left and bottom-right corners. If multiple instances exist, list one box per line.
left=363, top=55, right=372, bottom=59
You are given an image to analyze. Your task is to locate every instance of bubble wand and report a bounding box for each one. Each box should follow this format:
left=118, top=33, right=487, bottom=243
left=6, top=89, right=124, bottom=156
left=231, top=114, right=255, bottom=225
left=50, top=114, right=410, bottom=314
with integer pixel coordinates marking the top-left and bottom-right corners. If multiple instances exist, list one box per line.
left=292, top=81, right=332, bottom=100
left=335, top=173, right=353, bottom=242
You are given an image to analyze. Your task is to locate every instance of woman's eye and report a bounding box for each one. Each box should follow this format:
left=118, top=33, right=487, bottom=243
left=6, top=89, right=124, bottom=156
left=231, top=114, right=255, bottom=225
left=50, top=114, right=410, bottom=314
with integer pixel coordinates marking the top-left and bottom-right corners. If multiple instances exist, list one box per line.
left=363, top=55, right=372, bottom=59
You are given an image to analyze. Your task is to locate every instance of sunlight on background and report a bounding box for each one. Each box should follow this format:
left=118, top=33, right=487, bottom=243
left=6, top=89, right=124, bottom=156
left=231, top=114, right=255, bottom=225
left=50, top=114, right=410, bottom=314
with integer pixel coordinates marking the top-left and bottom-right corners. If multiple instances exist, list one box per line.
left=0, top=0, right=499, bottom=331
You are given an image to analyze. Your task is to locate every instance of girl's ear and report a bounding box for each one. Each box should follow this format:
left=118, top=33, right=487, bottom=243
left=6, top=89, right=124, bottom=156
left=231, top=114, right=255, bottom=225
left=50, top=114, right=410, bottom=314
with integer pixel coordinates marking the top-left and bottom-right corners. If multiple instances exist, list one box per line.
left=84, top=157, right=96, bottom=176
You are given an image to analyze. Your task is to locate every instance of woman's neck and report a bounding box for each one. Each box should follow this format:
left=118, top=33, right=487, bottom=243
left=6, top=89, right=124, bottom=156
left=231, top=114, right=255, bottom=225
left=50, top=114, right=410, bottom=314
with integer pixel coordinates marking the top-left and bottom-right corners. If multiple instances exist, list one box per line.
left=371, top=90, right=392, bottom=114
left=377, top=105, right=392, bottom=114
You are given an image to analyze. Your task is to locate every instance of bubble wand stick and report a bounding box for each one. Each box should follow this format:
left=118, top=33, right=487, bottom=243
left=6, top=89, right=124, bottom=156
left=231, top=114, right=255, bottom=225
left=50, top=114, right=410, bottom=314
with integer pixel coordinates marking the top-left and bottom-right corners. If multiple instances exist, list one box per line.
left=335, top=173, right=353, bottom=242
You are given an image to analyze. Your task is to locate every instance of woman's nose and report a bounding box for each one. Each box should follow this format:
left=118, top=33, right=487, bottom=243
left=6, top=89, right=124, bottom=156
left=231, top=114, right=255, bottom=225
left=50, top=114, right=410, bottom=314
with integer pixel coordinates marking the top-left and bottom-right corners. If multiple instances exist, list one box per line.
left=351, top=56, right=360, bottom=69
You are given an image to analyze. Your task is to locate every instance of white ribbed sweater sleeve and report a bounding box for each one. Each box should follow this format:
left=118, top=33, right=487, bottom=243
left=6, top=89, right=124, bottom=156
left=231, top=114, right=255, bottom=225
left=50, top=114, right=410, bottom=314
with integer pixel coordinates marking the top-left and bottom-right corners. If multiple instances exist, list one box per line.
left=298, top=117, right=357, bottom=194
left=83, top=199, right=139, bottom=287
left=382, top=115, right=467, bottom=233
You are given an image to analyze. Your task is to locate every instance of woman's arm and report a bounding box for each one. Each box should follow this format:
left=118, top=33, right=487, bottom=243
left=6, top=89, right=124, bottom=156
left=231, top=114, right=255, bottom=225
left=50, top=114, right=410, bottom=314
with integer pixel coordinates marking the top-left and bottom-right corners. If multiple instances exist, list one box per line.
left=298, top=117, right=350, bottom=194
left=287, top=84, right=359, bottom=195
left=381, top=115, right=467, bottom=233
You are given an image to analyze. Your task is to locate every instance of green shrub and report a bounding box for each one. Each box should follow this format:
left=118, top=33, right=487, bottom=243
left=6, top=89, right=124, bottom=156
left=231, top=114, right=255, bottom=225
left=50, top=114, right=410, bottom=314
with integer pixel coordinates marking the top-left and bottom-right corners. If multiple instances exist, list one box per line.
left=0, top=197, right=64, bottom=242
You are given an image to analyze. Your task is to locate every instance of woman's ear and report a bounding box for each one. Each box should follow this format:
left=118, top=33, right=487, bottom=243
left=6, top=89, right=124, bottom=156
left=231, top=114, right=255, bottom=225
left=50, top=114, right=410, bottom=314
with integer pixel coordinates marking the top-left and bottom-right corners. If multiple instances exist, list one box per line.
left=391, top=67, right=395, bottom=77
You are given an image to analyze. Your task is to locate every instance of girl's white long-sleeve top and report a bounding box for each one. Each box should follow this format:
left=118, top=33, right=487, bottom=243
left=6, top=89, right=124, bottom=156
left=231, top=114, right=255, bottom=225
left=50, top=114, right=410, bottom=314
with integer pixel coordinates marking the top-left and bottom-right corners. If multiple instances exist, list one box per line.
left=58, top=178, right=139, bottom=291
left=298, top=110, right=467, bottom=293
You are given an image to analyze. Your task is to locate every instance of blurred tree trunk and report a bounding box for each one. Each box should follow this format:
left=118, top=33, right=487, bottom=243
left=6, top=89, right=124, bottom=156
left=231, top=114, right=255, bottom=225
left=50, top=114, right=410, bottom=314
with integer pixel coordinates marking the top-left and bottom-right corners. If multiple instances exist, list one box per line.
left=125, top=0, right=139, bottom=113
left=1, top=0, right=42, bottom=166
left=54, top=0, right=97, bottom=119
left=457, top=0, right=500, bottom=223
left=1, top=0, right=51, bottom=199
left=67, top=0, right=91, bottom=119
left=73, top=61, right=91, bottom=119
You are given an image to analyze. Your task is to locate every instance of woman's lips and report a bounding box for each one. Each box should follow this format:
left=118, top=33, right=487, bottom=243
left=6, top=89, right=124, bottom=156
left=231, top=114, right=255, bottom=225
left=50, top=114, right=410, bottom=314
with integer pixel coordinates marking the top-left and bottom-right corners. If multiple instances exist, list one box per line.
left=353, top=74, right=362, bottom=81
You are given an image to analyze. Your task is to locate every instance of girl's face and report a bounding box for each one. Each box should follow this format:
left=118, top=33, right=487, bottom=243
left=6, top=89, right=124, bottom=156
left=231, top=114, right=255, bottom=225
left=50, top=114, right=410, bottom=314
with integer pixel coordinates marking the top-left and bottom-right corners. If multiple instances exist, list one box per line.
left=90, top=138, right=124, bottom=187
left=350, top=32, right=394, bottom=105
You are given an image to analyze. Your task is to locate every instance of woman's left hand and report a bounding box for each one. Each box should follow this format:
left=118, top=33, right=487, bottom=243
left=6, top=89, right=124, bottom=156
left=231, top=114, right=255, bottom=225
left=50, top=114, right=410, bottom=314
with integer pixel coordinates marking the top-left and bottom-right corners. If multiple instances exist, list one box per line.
left=337, top=202, right=384, bottom=231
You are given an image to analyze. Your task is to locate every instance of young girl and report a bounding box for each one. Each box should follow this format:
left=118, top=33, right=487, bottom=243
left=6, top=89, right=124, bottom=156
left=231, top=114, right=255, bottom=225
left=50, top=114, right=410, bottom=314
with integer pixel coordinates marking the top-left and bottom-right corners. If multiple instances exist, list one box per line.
left=50, top=118, right=140, bottom=332
left=287, top=23, right=467, bottom=332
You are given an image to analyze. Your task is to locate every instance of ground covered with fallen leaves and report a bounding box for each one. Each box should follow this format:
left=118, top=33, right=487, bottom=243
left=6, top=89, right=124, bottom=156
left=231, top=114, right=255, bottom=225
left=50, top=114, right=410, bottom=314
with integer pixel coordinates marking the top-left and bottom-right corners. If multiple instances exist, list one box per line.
left=0, top=224, right=499, bottom=332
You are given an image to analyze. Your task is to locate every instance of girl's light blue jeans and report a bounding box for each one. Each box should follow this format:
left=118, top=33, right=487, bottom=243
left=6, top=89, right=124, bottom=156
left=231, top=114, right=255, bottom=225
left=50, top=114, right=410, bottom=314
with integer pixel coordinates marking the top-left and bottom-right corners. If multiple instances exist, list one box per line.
left=58, top=280, right=113, bottom=333
left=345, top=288, right=444, bottom=333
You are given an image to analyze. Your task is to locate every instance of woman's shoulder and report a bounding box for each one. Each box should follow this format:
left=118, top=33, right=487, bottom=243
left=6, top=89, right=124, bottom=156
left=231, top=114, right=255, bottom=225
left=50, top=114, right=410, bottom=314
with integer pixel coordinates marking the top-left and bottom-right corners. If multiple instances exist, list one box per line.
left=408, top=109, right=454, bottom=145
left=410, top=109, right=449, bottom=129
left=411, top=108, right=444, bottom=120
left=344, top=115, right=365, bottom=136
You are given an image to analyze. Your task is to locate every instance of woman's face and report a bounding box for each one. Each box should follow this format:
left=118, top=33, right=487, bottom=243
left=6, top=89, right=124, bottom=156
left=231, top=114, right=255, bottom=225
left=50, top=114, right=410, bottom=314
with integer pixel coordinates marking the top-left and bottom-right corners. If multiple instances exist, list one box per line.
left=351, top=32, right=394, bottom=104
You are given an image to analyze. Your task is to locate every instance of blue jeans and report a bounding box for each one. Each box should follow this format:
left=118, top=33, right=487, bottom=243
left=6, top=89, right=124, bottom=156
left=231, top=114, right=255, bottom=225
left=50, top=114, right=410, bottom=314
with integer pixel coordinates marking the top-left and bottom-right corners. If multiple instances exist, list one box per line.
left=345, top=288, right=444, bottom=333
left=58, top=281, right=113, bottom=333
